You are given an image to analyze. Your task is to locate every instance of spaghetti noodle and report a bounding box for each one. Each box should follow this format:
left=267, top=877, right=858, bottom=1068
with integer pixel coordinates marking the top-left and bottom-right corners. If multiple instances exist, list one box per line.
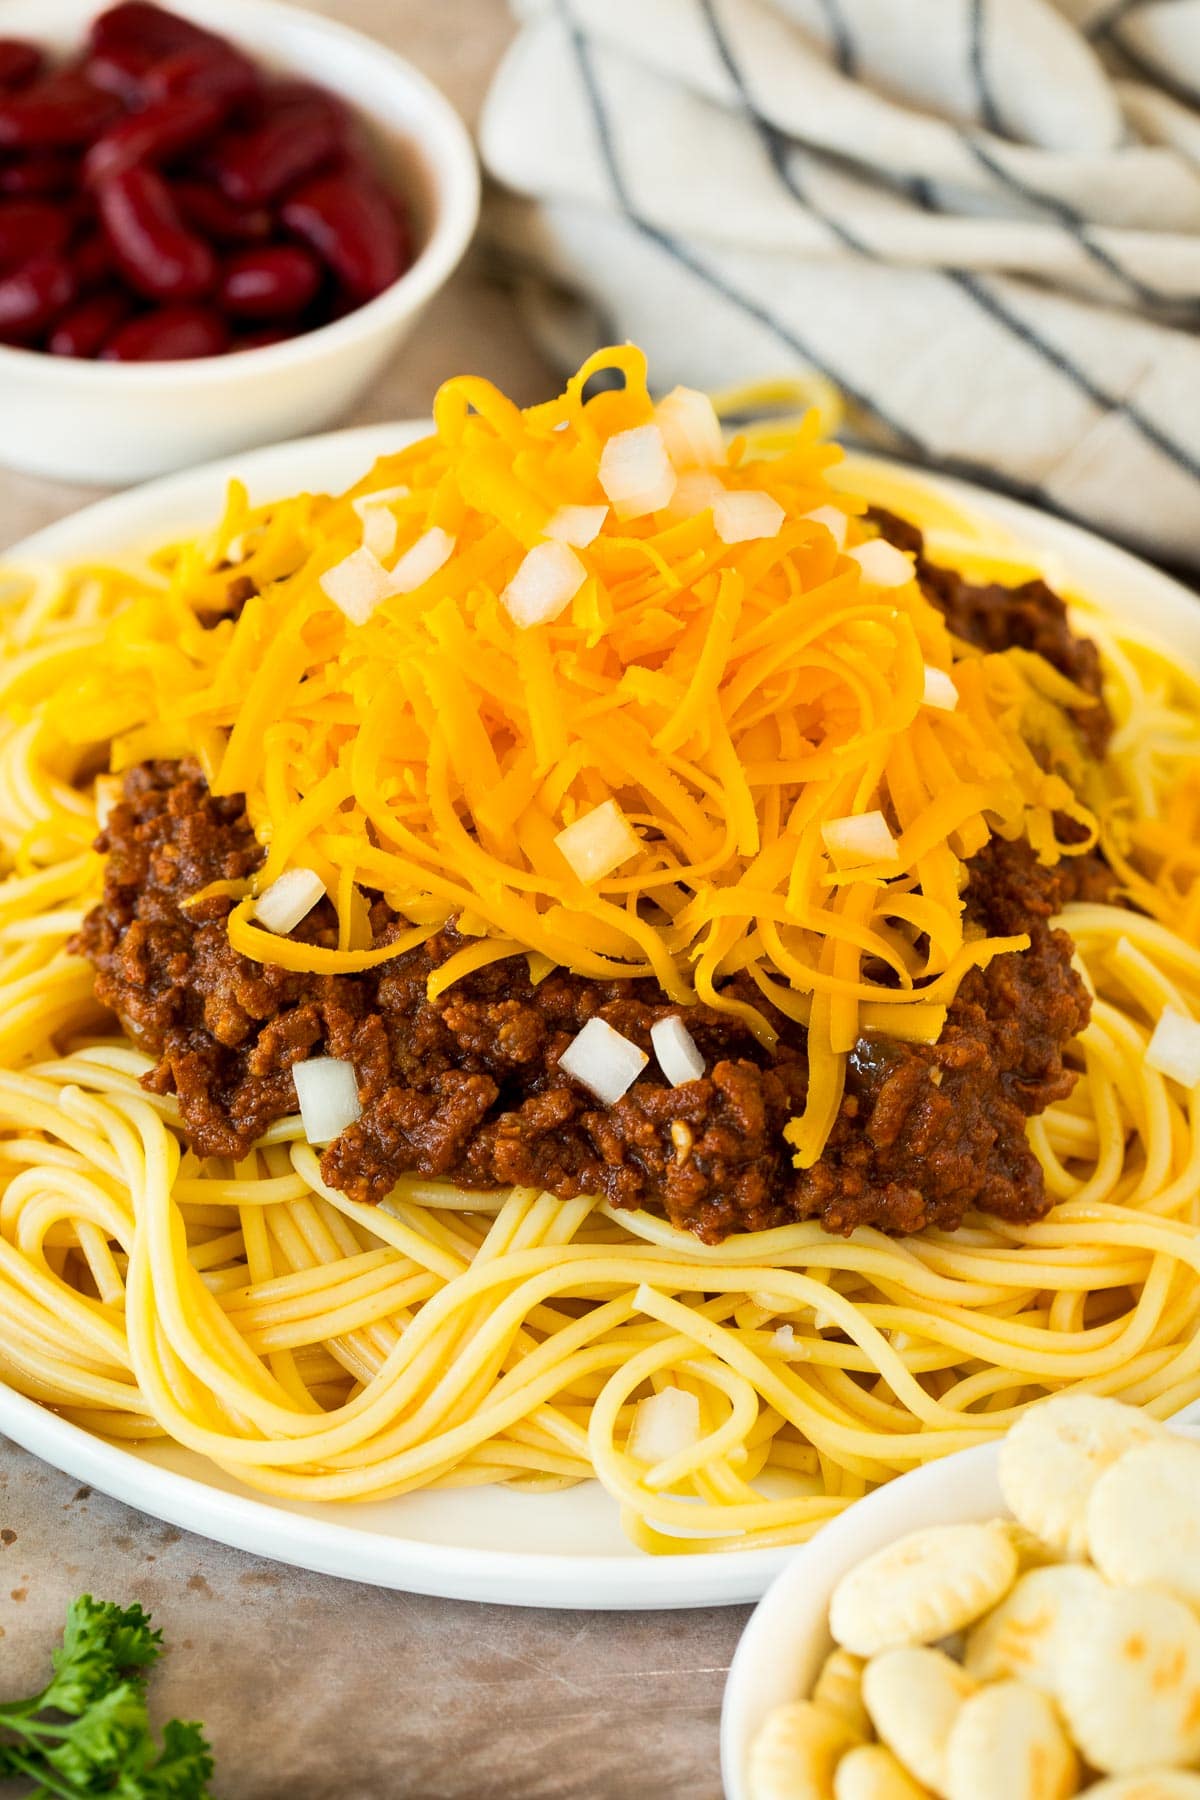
left=0, top=358, right=1197, bottom=1554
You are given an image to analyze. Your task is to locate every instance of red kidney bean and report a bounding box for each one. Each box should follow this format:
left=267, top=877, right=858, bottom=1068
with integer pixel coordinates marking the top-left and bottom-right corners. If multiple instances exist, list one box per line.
left=0, top=200, right=72, bottom=271
left=84, top=42, right=157, bottom=106
left=84, top=96, right=224, bottom=186
left=281, top=170, right=407, bottom=303
left=100, top=301, right=228, bottom=360
left=263, top=79, right=351, bottom=130
left=47, top=285, right=131, bottom=356
left=89, top=2, right=230, bottom=59
left=217, top=243, right=321, bottom=319
left=234, top=324, right=294, bottom=350
left=0, top=76, right=121, bottom=150
left=0, top=155, right=76, bottom=196
left=208, top=98, right=342, bottom=206
left=0, top=252, right=74, bottom=339
left=72, top=228, right=115, bottom=289
left=0, top=41, right=44, bottom=94
left=143, top=45, right=259, bottom=111
left=171, top=178, right=270, bottom=245
left=97, top=164, right=215, bottom=299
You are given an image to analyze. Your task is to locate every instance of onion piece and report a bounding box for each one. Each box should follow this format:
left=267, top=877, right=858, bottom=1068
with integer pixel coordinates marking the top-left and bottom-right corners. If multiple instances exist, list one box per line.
left=292, top=1056, right=362, bottom=1144
left=351, top=485, right=409, bottom=519
left=94, top=774, right=122, bottom=830
left=1146, top=1008, right=1200, bottom=1088
left=713, top=489, right=785, bottom=544
left=319, top=546, right=394, bottom=625
left=847, top=539, right=913, bottom=587
left=651, top=1015, right=706, bottom=1086
left=389, top=526, right=455, bottom=595
left=628, top=1386, right=701, bottom=1465
left=803, top=505, right=848, bottom=549
left=922, top=664, right=959, bottom=712
left=555, top=799, right=640, bottom=883
left=654, top=386, right=724, bottom=470
left=503, top=541, right=588, bottom=629
left=358, top=505, right=398, bottom=562
left=253, top=867, right=326, bottom=936
left=558, top=1016, right=648, bottom=1105
left=598, top=423, right=676, bottom=519
left=666, top=468, right=726, bottom=522
left=544, top=503, right=608, bottom=548
left=821, top=810, right=900, bottom=869
left=773, top=1324, right=796, bottom=1352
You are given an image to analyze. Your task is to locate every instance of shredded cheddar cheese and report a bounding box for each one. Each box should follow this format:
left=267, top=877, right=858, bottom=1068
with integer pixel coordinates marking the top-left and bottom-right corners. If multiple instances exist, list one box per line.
left=32, top=346, right=1103, bottom=1167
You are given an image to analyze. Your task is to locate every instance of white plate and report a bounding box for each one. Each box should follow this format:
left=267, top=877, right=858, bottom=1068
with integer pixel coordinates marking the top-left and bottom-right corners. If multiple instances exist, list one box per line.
left=2, top=426, right=1199, bottom=1610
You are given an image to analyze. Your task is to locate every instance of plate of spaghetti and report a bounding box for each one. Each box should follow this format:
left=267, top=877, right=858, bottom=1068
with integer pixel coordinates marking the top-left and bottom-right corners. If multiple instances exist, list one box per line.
left=1, top=347, right=1198, bottom=1610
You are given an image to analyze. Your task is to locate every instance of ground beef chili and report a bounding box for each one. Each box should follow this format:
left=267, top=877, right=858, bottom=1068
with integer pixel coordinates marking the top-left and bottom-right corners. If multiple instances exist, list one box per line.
left=73, top=517, right=1109, bottom=1242
left=75, top=784, right=1091, bottom=1244
left=869, top=507, right=1111, bottom=754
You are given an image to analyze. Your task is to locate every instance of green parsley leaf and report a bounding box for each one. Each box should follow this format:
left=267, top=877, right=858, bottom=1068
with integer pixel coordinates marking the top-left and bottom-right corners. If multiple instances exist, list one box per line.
left=114, top=1719, right=216, bottom=1800
left=0, top=1595, right=213, bottom=1799
left=38, top=1597, right=162, bottom=1718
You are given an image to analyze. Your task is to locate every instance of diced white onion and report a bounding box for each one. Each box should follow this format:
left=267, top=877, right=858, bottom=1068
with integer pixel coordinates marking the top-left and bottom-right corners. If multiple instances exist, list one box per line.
left=319, top=546, right=394, bottom=625
left=252, top=867, right=325, bottom=936
left=847, top=539, right=914, bottom=587
left=544, top=503, right=608, bottom=548
left=389, top=526, right=455, bottom=595
left=666, top=469, right=726, bottom=521
left=358, top=504, right=398, bottom=562
left=502, top=540, right=588, bottom=629
left=555, top=799, right=640, bottom=884
left=598, top=423, right=676, bottom=519
left=351, top=485, right=409, bottom=520
left=803, top=505, right=848, bottom=549
left=94, top=774, right=122, bottom=829
left=628, top=1386, right=701, bottom=1465
left=713, top=488, right=785, bottom=544
left=773, top=1324, right=796, bottom=1352
left=292, top=1056, right=362, bottom=1145
left=922, top=664, right=959, bottom=712
left=558, top=1016, right=648, bottom=1105
left=651, top=1015, right=706, bottom=1086
left=1146, top=1007, right=1200, bottom=1088
left=654, top=385, right=724, bottom=470
left=821, top=810, right=900, bottom=868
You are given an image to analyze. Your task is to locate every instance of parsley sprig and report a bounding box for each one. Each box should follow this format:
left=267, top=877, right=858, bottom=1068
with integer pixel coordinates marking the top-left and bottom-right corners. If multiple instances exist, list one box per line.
left=0, top=1596, right=213, bottom=1797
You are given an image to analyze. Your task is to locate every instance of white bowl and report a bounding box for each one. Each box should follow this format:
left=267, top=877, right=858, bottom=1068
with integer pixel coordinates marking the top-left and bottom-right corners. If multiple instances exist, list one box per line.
left=720, top=1446, right=1006, bottom=1800
left=0, top=0, right=480, bottom=484
left=720, top=1398, right=1200, bottom=1798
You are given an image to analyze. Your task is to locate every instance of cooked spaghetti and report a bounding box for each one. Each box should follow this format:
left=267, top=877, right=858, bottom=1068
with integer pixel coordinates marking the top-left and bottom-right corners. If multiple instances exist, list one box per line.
left=0, top=348, right=1197, bottom=1554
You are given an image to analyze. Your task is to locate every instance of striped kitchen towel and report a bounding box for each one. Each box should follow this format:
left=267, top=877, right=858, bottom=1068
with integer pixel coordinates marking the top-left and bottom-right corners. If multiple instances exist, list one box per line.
left=479, top=0, right=1200, bottom=567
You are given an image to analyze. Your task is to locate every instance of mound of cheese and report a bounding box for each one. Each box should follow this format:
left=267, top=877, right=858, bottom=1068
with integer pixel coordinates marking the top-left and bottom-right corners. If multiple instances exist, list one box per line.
left=42, top=346, right=1097, bottom=1166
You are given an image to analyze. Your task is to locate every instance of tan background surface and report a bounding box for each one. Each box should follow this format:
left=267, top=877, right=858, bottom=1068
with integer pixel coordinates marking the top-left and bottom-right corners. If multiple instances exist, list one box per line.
left=0, top=4, right=746, bottom=1796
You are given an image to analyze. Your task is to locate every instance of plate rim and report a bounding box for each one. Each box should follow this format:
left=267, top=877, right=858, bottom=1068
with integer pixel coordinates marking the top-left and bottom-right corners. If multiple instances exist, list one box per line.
left=1, top=423, right=1196, bottom=1610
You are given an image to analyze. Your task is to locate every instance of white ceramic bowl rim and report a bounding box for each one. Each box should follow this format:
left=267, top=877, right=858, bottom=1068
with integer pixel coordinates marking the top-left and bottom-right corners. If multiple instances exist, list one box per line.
left=0, top=0, right=480, bottom=384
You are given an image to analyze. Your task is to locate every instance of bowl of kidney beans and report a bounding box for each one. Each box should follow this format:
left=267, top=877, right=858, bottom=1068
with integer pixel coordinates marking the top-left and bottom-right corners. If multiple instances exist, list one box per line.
left=0, top=0, right=478, bottom=483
